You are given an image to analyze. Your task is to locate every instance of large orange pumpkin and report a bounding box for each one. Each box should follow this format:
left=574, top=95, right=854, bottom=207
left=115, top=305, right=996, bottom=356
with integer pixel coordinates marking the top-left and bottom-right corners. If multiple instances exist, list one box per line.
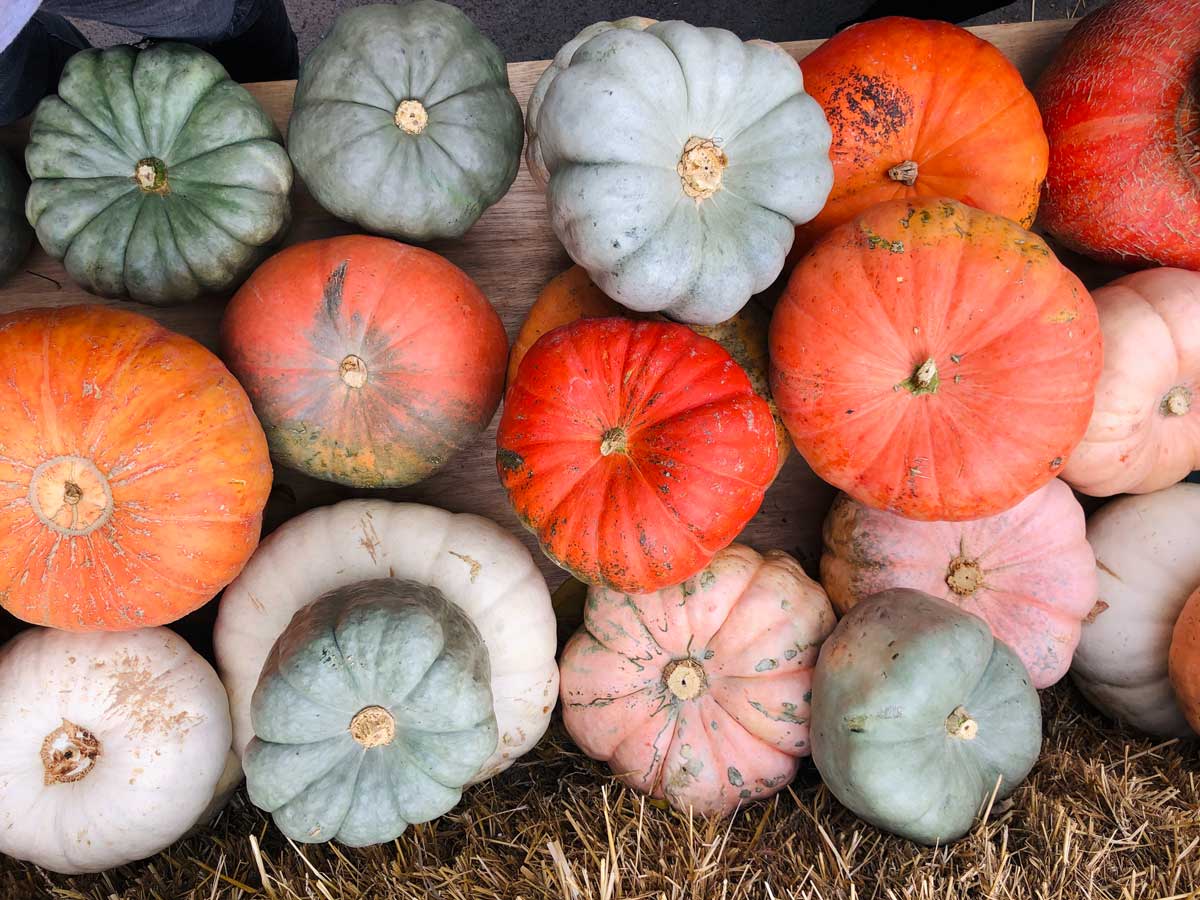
left=770, top=197, right=1102, bottom=521
left=1169, top=587, right=1200, bottom=736
left=0, top=305, right=271, bottom=630
left=498, top=318, right=778, bottom=593
left=221, top=236, right=508, bottom=487
left=792, top=17, right=1047, bottom=259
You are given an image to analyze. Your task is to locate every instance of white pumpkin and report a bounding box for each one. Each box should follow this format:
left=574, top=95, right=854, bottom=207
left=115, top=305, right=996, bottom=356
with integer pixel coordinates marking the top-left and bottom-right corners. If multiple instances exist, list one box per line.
left=214, top=500, right=559, bottom=782
left=0, top=627, right=232, bottom=874
left=1072, top=483, right=1200, bottom=737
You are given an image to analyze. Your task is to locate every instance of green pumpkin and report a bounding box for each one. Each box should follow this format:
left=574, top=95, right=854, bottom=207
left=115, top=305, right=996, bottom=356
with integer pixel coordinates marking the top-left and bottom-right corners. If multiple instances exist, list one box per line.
left=287, top=1, right=523, bottom=241
left=810, top=589, right=1041, bottom=845
left=0, top=150, right=32, bottom=285
left=243, top=578, right=497, bottom=846
left=25, top=43, right=293, bottom=306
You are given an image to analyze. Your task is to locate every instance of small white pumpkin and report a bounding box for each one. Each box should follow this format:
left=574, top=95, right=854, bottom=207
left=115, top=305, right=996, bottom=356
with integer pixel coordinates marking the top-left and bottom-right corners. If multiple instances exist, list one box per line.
left=214, top=500, right=559, bottom=782
left=0, top=628, right=232, bottom=874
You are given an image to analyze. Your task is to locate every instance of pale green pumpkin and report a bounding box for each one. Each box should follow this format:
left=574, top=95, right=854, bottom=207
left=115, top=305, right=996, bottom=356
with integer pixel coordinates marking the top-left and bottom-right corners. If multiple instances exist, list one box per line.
left=25, top=43, right=293, bottom=306
left=243, top=577, right=497, bottom=846
left=287, top=1, right=523, bottom=241
left=810, top=589, right=1042, bottom=845
left=0, top=150, right=32, bottom=285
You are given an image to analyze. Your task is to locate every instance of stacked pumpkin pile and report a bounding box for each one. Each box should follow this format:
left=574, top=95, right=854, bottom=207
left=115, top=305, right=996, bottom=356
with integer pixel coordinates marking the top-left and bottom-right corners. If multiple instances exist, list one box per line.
left=0, top=0, right=1196, bottom=876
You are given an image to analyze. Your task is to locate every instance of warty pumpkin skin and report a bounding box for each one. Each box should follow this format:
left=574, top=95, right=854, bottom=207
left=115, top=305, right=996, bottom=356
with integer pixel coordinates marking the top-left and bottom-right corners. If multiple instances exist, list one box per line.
left=25, top=43, right=293, bottom=305
left=0, top=149, right=32, bottom=285
left=1035, top=0, right=1200, bottom=270
left=287, top=1, right=523, bottom=242
left=1169, top=588, right=1200, bottom=736
left=221, top=235, right=507, bottom=488
left=0, top=627, right=232, bottom=874
left=244, top=578, right=497, bottom=845
left=792, top=17, right=1047, bottom=260
left=811, top=589, right=1041, bottom=845
left=0, top=305, right=272, bottom=631
left=1071, top=484, right=1200, bottom=738
left=821, top=479, right=1095, bottom=689
left=530, top=20, right=833, bottom=324
left=560, top=544, right=836, bottom=816
left=498, top=318, right=779, bottom=594
left=1062, top=268, right=1200, bottom=497
left=770, top=197, right=1102, bottom=522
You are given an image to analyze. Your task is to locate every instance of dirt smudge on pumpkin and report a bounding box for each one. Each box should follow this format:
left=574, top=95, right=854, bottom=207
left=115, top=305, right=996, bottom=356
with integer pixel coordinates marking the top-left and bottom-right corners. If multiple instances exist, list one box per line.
left=359, top=513, right=382, bottom=565
left=822, top=67, right=914, bottom=168
left=1095, top=559, right=1121, bottom=582
left=1047, top=308, right=1078, bottom=324
left=1084, top=599, right=1111, bottom=624
left=104, top=651, right=203, bottom=742
left=449, top=551, right=482, bottom=582
left=322, top=261, right=349, bottom=321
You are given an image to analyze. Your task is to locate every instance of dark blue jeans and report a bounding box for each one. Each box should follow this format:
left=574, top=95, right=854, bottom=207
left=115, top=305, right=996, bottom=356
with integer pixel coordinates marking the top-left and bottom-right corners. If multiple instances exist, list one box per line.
left=0, top=0, right=297, bottom=125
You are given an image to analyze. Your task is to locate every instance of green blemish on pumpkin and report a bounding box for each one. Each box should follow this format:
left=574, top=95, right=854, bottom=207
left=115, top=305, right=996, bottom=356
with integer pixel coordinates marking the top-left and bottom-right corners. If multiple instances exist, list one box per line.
left=699, top=570, right=716, bottom=589
left=497, top=449, right=525, bottom=473
left=803, top=690, right=812, bottom=703
left=727, top=767, right=744, bottom=787
left=749, top=700, right=806, bottom=725
left=846, top=715, right=867, bottom=733
left=703, top=649, right=715, bottom=660
left=784, top=648, right=797, bottom=661
left=754, top=658, right=778, bottom=672
left=711, top=720, right=718, bottom=730
left=739, top=789, right=752, bottom=800
left=862, top=227, right=905, bottom=253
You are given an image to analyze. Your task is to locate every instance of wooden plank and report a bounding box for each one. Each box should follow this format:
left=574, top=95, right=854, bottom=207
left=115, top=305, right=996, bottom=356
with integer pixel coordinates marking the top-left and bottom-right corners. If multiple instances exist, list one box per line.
left=0, top=20, right=1077, bottom=587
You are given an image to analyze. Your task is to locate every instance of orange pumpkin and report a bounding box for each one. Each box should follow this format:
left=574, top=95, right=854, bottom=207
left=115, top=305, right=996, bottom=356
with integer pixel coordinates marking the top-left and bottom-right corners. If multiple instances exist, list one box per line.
left=770, top=197, right=1102, bottom=521
left=1169, top=587, right=1200, bottom=735
left=221, top=236, right=508, bottom=487
left=0, top=305, right=271, bottom=631
left=508, top=265, right=790, bottom=470
left=792, top=17, right=1047, bottom=259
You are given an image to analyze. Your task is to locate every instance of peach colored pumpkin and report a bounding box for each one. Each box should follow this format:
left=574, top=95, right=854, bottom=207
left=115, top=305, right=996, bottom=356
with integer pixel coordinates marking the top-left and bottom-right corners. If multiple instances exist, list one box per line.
left=1169, top=587, right=1200, bottom=735
left=821, top=479, right=1095, bottom=689
left=1062, top=268, right=1200, bottom=497
left=559, top=544, right=836, bottom=816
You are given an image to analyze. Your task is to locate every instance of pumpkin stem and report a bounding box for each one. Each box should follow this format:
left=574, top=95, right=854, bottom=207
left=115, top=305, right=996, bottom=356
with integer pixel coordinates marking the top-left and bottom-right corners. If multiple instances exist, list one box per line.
left=945, top=556, right=984, bottom=596
left=339, top=354, right=369, bottom=389
left=888, top=160, right=919, bottom=186
left=678, top=137, right=728, bottom=200
left=1162, top=385, right=1192, bottom=417
left=898, top=358, right=939, bottom=396
left=394, top=99, right=429, bottom=135
left=600, top=427, right=628, bottom=457
left=28, top=456, right=113, bottom=537
left=663, top=658, right=707, bottom=700
left=945, top=706, right=978, bottom=741
left=133, top=157, right=169, bottom=193
left=41, top=719, right=101, bottom=785
left=350, top=706, right=396, bottom=748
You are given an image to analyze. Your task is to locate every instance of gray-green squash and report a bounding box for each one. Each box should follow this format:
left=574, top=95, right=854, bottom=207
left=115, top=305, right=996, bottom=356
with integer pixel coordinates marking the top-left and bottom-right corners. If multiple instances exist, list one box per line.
left=810, top=589, right=1041, bottom=845
left=287, top=1, right=523, bottom=242
left=527, top=20, right=834, bottom=324
left=0, top=150, right=32, bottom=285
left=25, top=43, right=293, bottom=306
left=243, top=577, right=498, bottom=846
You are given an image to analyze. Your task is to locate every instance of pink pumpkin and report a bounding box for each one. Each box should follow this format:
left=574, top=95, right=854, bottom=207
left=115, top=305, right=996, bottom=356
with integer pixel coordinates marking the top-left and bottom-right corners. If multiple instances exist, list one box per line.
left=559, top=544, right=835, bottom=816
left=821, top=478, right=1096, bottom=688
left=1062, top=268, right=1200, bottom=497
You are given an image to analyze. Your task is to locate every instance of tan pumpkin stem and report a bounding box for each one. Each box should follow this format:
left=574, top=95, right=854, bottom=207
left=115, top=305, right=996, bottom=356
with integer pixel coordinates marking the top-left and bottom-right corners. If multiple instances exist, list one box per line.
left=678, top=137, right=727, bottom=200
left=663, top=658, right=707, bottom=700
left=395, top=99, right=429, bottom=135
left=350, top=706, right=396, bottom=748
left=600, top=427, right=628, bottom=457
left=29, top=455, right=113, bottom=537
left=945, top=557, right=984, bottom=596
left=42, top=719, right=101, bottom=785
left=945, top=706, right=979, bottom=741
left=888, top=160, right=919, bottom=186
left=1162, top=386, right=1192, bottom=417
left=339, top=354, right=369, bottom=388
left=134, top=157, right=169, bottom=193
left=899, top=358, right=940, bottom=395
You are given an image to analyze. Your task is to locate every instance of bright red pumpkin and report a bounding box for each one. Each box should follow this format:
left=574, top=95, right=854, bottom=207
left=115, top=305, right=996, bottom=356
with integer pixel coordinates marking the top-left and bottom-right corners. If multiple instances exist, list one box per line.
left=792, top=17, right=1047, bottom=260
left=770, top=197, right=1102, bottom=521
left=0, top=305, right=272, bottom=630
left=1036, top=0, right=1200, bottom=269
left=498, top=318, right=778, bottom=593
left=221, top=235, right=508, bottom=487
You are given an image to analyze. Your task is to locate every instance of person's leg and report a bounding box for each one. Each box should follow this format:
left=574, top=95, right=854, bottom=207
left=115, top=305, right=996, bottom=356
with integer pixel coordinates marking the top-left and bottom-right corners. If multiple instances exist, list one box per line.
left=0, top=12, right=90, bottom=126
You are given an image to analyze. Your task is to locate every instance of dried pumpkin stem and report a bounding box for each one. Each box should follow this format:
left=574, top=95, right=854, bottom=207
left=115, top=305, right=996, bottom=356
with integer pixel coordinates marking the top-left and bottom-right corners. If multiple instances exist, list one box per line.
left=945, top=557, right=984, bottom=596
left=663, top=658, right=707, bottom=701
left=339, top=354, right=369, bottom=388
left=888, top=160, right=919, bottom=186
left=946, top=706, right=979, bottom=741
left=395, top=99, right=429, bottom=135
left=42, top=719, right=101, bottom=785
left=600, top=427, right=628, bottom=457
left=899, top=358, right=940, bottom=395
left=29, top=455, right=113, bottom=536
left=678, top=137, right=727, bottom=200
left=1162, top=385, right=1192, bottom=417
left=134, top=157, right=168, bottom=193
left=350, top=705, right=396, bottom=748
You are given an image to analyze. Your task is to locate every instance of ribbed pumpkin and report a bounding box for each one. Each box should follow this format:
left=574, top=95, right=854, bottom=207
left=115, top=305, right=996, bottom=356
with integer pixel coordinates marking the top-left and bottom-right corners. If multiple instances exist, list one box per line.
left=0, top=150, right=32, bottom=285
left=770, top=197, right=1102, bottom=521
left=1169, top=588, right=1200, bottom=736
left=498, top=318, right=778, bottom=593
left=792, top=17, right=1047, bottom=259
left=0, top=305, right=271, bottom=630
left=221, top=235, right=507, bottom=488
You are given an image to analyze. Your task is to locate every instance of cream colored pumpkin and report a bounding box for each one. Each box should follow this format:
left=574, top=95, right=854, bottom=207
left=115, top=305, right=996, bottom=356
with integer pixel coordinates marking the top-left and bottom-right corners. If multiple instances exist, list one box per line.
left=1072, top=483, right=1200, bottom=737
left=214, top=500, right=558, bottom=782
left=0, top=627, right=231, bottom=873
left=1063, top=268, right=1200, bottom=496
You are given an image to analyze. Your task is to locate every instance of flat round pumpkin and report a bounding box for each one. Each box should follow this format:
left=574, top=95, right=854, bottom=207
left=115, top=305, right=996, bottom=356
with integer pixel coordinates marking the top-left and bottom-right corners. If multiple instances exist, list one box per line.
left=287, top=1, right=523, bottom=241
left=0, top=149, right=32, bottom=285
left=244, top=578, right=497, bottom=845
left=560, top=544, right=835, bottom=816
left=0, top=305, right=272, bottom=631
left=770, top=197, right=1102, bottom=521
left=498, top=318, right=779, bottom=593
left=1169, top=588, right=1200, bottom=736
left=791, top=17, right=1047, bottom=259
left=221, top=235, right=508, bottom=488
left=811, top=589, right=1041, bottom=845
left=25, top=43, right=292, bottom=305
left=1062, top=268, right=1200, bottom=497
left=821, top=478, right=1095, bottom=689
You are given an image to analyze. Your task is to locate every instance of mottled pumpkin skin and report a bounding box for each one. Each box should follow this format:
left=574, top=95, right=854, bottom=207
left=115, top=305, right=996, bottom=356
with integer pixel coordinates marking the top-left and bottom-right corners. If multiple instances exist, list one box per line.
left=221, top=236, right=507, bottom=488
left=506, top=265, right=791, bottom=470
left=498, top=319, right=778, bottom=593
left=0, top=306, right=272, bottom=631
left=821, top=479, right=1096, bottom=689
left=770, top=197, right=1102, bottom=521
left=0, top=150, right=32, bottom=285
left=560, top=544, right=835, bottom=816
left=1169, top=588, right=1200, bottom=736
left=1036, top=0, right=1200, bottom=270
left=791, top=17, right=1046, bottom=262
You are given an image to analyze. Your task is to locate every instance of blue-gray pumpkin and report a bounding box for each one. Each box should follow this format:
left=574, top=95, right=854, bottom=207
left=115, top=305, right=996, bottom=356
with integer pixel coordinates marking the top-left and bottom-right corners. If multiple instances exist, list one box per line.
left=0, top=150, right=32, bottom=285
